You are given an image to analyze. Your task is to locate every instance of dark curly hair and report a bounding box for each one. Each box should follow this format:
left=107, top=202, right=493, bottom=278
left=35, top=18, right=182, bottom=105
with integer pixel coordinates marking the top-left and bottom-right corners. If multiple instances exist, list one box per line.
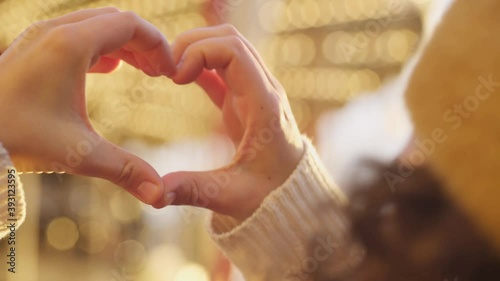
left=314, top=161, right=500, bottom=281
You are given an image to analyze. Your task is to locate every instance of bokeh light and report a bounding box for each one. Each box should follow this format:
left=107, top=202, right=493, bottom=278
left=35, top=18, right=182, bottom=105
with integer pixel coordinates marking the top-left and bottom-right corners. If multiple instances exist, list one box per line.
left=78, top=221, right=109, bottom=254
left=174, top=263, right=210, bottom=281
left=110, top=190, right=143, bottom=223
left=114, top=240, right=147, bottom=272
left=46, top=217, right=80, bottom=251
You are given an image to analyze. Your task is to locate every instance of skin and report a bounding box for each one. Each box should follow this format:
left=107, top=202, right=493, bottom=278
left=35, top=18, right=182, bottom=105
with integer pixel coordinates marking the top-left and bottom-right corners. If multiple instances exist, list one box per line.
left=0, top=9, right=303, bottom=221
left=0, top=7, right=176, bottom=205
left=156, top=25, right=305, bottom=221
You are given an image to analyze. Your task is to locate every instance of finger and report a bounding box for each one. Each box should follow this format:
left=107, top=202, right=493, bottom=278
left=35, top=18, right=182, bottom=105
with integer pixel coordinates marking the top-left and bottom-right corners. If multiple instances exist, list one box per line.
left=47, top=7, right=120, bottom=26
left=74, top=134, right=164, bottom=205
left=173, top=24, right=280, bottom=89
left=156, top=170, right=233, bottom=214
left=157, top=168, right=269, bottom=220
left=157, top=171, right=220, bottom=209
left=105, top=48, right=160, bottom=77
left=172, top=36, right=273, bottom=109
left=12, top=7, right=121, bottom=47
left=88, top=56, right=122, bottom=73
left=74, top=11, right=175, bottom=76
left=195, top=69, right=227, bottom=109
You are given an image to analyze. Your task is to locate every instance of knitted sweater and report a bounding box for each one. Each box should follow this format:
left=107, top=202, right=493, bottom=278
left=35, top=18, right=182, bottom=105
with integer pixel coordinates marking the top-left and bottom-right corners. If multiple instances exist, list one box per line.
left=0, top=143, right=26, bottom=239
left=207, top=138, right=359, bottom=280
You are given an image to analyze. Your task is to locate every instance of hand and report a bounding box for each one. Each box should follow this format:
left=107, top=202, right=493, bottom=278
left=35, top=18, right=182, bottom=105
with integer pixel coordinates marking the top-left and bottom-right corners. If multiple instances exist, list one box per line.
left=156, top=24, right=304, bottom=221
left=0, top=8, right=175, bottom=205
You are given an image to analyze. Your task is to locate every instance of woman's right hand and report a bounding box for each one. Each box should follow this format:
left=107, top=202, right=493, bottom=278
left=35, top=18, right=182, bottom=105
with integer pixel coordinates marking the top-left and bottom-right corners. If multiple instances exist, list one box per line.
left=156, top=25, right=305, bottom=221
left=0, top=8, right=175, bottom=205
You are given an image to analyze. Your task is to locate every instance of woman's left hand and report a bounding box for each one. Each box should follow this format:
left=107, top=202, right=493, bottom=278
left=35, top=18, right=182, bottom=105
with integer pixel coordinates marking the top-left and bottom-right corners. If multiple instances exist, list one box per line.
left=156, top=25, right=304, bottom=220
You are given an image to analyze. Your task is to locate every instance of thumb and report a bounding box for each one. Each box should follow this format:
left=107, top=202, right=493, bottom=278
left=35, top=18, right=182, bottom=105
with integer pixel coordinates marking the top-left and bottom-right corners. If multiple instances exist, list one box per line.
left=88, top=56, right=122, bottom=73
left=74, top=136, right=164, bottom=205
left=156, top=167, right=266, bottom=220
left=156, top=170, right=228, bottom=209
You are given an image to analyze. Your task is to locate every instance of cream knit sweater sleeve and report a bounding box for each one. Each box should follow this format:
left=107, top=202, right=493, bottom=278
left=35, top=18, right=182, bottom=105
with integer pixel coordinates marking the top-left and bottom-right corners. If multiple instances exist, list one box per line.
left=208, top=137, right=360, bottom=281
left=0, top=143, right=26, bottom=239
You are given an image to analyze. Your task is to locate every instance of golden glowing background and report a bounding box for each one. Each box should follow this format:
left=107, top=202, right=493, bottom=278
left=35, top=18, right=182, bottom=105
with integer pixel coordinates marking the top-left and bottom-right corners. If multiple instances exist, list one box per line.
left=0, top=0, right=427, bottom=280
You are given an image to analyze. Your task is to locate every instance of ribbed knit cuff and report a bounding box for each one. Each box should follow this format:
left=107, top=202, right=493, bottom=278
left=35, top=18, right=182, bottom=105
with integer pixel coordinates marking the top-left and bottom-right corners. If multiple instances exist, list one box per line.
left=207, top=137, right=350, bottom=281
left=0, top=143, right=26, bottom=239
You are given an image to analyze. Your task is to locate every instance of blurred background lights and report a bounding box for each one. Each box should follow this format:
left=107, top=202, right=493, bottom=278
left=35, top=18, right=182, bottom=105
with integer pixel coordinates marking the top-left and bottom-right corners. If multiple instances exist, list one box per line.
left=344, top=0, right=364, bottom=20
left=256, top=0, right=421, bottom=103
left=114, top=240, right=147, bottom=272
left=69, top=184, right=102, bottom=217
left=174, top=263, right=210, bottom=281
left=387, top=29, right=419, bottom=62
left=77, top=221, right=109, bottom=254
left=300, top=0, right=320, bottom=27
left=110, top=190, right=143, bottom=223
left=329, top=0, right=348, bottom=22
left=259, top=0, right=288, bottom=32
left=46, top=217, right=80, bottom=251
left=316, top=0, right=334, bottom=26
left=282, top=34, right=316, bottom=66
left=322, top=31, right=352, bottom=65
left=0, top=0, right=425, bottom=280
left=139, top=244, right=187, bottom=281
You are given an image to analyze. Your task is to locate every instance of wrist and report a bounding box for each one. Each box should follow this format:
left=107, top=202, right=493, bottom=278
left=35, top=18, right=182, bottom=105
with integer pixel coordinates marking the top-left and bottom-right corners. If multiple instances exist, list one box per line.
left=231, top=136, right=306, bottom=221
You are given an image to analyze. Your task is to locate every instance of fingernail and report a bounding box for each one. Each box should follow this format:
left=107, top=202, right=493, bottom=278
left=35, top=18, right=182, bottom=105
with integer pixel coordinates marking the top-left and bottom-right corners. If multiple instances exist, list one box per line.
left=137, top=182, right=160, bottom=204
left=159, top=63, right=175, bottom=77
left=176, top=57, right=186, bottom=71
left=145, top=64, right=155, bottom=75
left=163, top=192, right=176, bottom=206
left=163, top=70, right=174, bottom=78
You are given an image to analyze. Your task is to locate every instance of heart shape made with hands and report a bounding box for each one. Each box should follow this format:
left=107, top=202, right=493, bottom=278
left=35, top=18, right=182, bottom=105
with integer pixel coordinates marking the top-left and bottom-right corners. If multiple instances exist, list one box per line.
left=0, top=8, right=304, bottom=221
